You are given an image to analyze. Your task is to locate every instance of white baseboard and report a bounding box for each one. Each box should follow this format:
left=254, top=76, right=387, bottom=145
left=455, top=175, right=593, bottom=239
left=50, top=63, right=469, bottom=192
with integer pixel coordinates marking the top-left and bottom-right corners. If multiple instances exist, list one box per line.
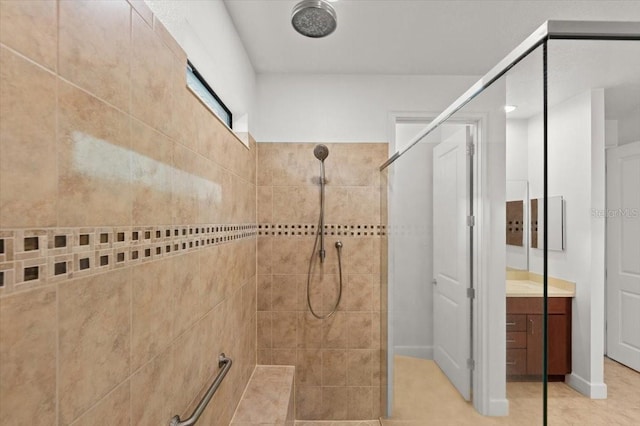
left=394, top=345, right=433, bottom=359
left=567, top=373, right=608, bottom=399
left=487, top=398, right=509, bottom=416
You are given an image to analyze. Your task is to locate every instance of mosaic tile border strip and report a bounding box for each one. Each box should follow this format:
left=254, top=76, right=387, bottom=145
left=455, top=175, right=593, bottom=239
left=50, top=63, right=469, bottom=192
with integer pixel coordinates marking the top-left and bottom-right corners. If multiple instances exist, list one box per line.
left=0, top=224, right=257, bottom=295
left=258, top=223, right=386, bottom=237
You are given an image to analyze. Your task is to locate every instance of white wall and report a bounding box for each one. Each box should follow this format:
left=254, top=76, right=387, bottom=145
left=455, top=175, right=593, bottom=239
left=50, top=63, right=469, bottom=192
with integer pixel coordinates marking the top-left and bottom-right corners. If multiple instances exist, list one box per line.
left=253, top=74, right=477, bottom=143
left=145, top=0, right=256, bottom=132
left=389, top=123, right=449, bottom=360
left=527, top=89, right=607, bottom=398
left=618, top=106, right=640, bottom=146
left=506, top=119, right=529, bottom=270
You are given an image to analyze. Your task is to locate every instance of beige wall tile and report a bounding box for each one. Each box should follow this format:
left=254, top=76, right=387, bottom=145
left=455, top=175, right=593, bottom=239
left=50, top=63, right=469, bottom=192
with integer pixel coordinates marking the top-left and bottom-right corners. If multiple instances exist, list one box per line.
left=347, top=386, right=374, bottom=420
left=345, top=274, right=374, bottom=312
left=0, top=0, right=57, bottom=70
left=69, top=380, right=131, bottom=426
left=128, top=0, right=153, bottom=25
left=131, top=342, right=176, bottom=426
left=347, top=187, right=380, bottom=224
left=257, top=186, right=273, bottom=223
left=322, top=312, right=347, bottom=349
left=58, top=269, right=131, bottom=424
left=257, top=274, right=272, bottom=311
left=296, top=350, right=322, bottom=386
left=300, top=273, right=323, bottom=315
left=322, top=386, right=348, bottom=420
left=0, top=287, right=56, bottom=426
left=273, top=186, right=317, bottom=223
left=322, top=349, right=347, bottom=386
left=345, top=238, right=375, bottom=275
left=347, top=313, right=373, bottom=349
left=324, top=186, right=349, bottom=224
left=0, top=47, right=57, bottom=228
left=258, top=349, right=272, bottom=365
left=321, top=273, right=342, bottom=313
left=131, top=11, right=175, bottom=136
left=199, top=245, right=231, bottom=311
left=325, top=143, right=386, bottom=187
left=57, top=80, right=132, bottom=227
left=347, top=350, right=374, bottom=386
left=257, top=237, right=273, bottom=274
left=131, top=119, right=173, bottom=225
left=257, top=311, right=273, bottom=349
left=172, top=252, right=206, bottom=336
left=272, top=274, right=299, bottom=311
left=59, top=0, right=131, bottom=111
left=272, top=348, right=297, bottom=366
left=296, top=386, right=323, bottom=420
left=297, top=312, right=322, bottom=349
left=153, top=14, right=187, bottom=63
left=171, top=143, right=199, bottom=224
left=272, top=238, right=307, bottom=275
left=131, top=258, right=175, bottom=371
left=272, top=311, right=297, bottom=348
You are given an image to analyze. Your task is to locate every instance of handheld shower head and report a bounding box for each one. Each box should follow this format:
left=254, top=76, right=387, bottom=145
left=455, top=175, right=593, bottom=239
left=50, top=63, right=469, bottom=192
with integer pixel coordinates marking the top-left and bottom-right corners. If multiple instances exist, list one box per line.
left=314, top=144, right=329, bottom=162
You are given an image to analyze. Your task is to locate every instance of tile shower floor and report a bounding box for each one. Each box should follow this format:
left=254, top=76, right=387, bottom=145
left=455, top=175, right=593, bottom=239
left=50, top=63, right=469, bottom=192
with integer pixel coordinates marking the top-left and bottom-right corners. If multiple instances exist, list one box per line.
left=382, top=355, right=640, bottom=425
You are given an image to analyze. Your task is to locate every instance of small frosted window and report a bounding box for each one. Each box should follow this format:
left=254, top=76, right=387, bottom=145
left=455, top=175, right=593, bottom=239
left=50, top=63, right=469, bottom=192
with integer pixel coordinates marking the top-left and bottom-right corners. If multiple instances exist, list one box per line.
left=186, top=61, right=232, bottom=129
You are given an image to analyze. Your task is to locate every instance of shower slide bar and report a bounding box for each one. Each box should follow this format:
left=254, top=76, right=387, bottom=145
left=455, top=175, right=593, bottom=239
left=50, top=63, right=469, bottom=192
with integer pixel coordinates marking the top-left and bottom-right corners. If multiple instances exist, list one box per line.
left=169, top=353, right=232, bottom=426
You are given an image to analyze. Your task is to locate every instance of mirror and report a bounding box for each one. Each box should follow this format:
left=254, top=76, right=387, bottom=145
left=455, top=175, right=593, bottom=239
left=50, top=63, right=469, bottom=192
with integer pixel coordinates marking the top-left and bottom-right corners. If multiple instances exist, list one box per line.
left=530, top=196, right=565, bottom=251
left=506, top=180, right=529, bottom=270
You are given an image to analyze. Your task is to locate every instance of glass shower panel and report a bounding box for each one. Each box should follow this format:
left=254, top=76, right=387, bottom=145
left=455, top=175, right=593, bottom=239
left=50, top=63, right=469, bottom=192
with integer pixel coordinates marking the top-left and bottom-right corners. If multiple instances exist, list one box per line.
left=382, top=43, right=547, bottom=422
left=546, top=38, right=640, bottom=423
left=442, top=43, right=546, bottom=422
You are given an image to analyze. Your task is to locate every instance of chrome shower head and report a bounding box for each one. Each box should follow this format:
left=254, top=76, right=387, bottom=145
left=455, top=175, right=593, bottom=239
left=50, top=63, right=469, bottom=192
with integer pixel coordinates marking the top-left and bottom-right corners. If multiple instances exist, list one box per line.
left=314, top=144, right=329, bottom=161
left=291, top=0, right=337, bottom=38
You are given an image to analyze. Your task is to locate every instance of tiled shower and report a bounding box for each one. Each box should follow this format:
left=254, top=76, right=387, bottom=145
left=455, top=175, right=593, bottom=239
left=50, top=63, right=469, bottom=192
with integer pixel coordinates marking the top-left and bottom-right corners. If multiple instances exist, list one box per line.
left=256, top=143, right=387, bottom=420
left=0, top=1, right=256, bottom=424
left=0, top=0, right=387, bottom=424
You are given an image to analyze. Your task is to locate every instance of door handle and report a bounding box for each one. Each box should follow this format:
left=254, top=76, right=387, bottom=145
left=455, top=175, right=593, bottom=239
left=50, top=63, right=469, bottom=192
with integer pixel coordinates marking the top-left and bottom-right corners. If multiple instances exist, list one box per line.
left=529, top=318, right=534, bottom=335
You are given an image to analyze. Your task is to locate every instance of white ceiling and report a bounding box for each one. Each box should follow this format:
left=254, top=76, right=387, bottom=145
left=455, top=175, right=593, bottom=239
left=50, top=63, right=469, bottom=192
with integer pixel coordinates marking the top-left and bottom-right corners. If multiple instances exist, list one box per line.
left=223, top=0, right=640, bottom=76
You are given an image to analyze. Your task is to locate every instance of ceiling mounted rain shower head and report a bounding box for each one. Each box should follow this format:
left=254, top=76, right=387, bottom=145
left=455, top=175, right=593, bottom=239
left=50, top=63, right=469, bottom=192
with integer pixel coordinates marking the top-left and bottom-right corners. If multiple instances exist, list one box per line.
left=314, top=144, right=329, bottom=161
left=291, top=0, right=337, bottom=38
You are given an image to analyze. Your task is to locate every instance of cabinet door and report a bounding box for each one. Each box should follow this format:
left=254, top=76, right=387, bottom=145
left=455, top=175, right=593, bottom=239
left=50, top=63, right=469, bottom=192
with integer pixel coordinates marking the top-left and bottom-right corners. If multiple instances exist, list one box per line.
left=526, top=315, right=544, bottom=375
left=526, top=314, right=570, bottom=375
left=547, top=314, right=570, bottom=375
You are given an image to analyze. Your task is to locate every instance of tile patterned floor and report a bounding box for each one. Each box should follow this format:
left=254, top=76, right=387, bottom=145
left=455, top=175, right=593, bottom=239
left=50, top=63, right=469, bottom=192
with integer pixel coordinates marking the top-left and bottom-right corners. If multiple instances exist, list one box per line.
left=381, top=355, right=640, bottom=425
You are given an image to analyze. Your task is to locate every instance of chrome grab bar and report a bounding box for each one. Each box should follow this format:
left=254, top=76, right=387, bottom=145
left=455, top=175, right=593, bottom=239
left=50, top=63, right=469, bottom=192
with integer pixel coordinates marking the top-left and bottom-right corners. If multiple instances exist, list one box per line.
left=170, top=353, right=232, bottom=426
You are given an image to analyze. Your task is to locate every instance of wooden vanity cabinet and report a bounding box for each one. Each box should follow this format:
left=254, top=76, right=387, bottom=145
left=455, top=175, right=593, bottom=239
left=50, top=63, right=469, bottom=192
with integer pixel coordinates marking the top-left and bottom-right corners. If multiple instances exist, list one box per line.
left=506, top=297, right=572, bottom=380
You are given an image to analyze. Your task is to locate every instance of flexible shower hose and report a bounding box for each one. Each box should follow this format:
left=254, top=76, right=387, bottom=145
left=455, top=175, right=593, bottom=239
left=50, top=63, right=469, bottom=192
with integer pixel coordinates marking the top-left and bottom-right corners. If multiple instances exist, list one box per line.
left=306, top=163, right=343, bottom=319
left=306, top=225, right=343, bottom=319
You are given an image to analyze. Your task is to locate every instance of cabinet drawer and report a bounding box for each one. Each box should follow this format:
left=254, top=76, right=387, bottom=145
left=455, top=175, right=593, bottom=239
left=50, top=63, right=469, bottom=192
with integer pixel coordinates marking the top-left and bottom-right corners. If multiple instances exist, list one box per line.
left=506, top=349, right=527, bottom=375
left=506, top=332, right=527, bottom=349
left=506, top=314, right=526, bottom=332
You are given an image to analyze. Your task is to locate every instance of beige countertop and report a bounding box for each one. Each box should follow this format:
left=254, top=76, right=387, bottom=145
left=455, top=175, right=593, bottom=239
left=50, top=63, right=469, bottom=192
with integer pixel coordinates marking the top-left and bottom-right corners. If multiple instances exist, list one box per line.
left=506, top=279, right=576, bottom=298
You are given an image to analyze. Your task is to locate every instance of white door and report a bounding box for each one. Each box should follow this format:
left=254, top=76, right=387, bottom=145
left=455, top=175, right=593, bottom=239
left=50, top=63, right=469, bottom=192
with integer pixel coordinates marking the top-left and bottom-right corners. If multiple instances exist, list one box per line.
left=433, top=126, right=472, bottom=400
left=607, top=141, right=640, bottom=372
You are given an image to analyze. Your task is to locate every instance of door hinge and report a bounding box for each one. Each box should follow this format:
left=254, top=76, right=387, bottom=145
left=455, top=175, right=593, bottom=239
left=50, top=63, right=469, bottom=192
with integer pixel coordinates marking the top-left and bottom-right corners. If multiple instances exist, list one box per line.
left=467, top=215, right=475, bottom=227
left=467, top=358, right=475, bottom=370
left=466, top=142, right=475, bottom=156
left=432, top=278, right=438, bottom=286
left=467, top=288, right=475, bottom=299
